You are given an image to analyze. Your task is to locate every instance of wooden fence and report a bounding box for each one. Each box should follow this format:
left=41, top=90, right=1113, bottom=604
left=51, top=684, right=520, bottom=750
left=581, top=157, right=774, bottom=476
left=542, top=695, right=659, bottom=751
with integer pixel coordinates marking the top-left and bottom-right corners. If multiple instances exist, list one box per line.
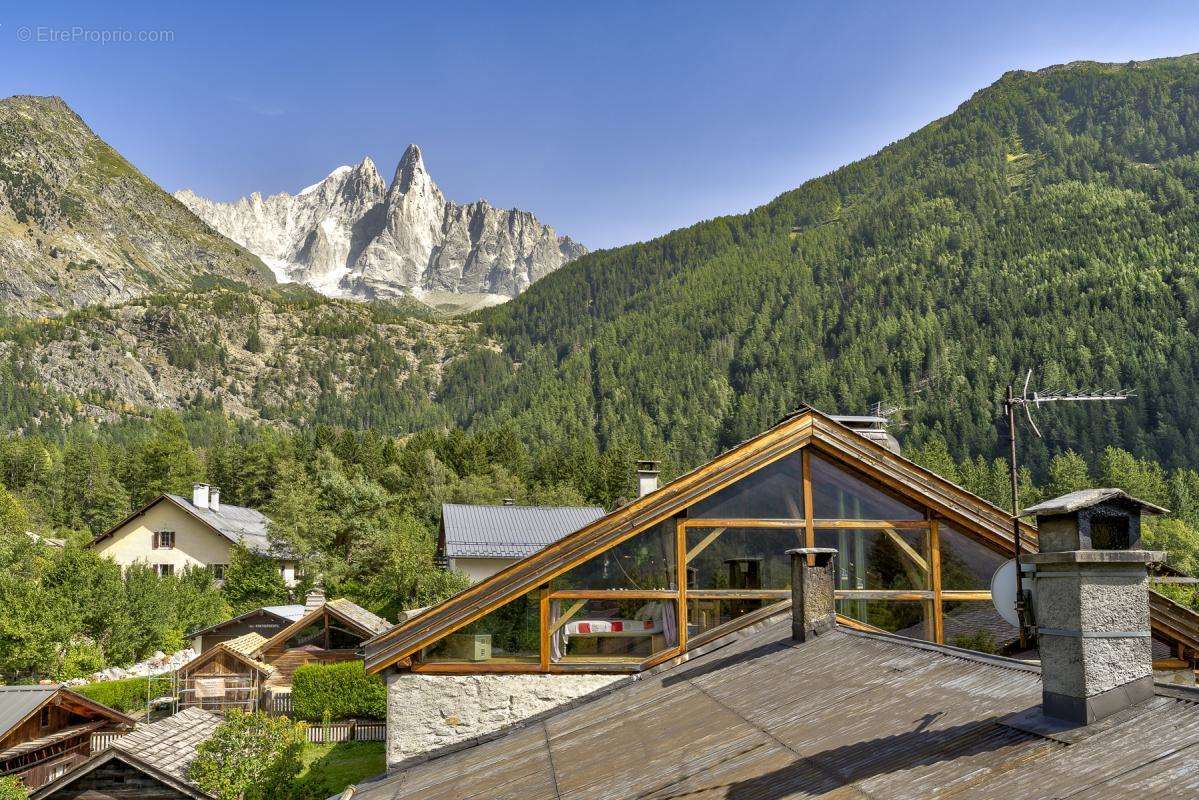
left=304, top=720, right=386, bottom=743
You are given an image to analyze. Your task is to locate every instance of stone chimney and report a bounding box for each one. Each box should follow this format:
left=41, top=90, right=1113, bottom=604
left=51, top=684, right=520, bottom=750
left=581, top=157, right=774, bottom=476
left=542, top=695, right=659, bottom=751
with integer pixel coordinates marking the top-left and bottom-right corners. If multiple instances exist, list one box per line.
left=787, top=548, right=838, bottom=642
left=1021, top=489, right=1167, bottom=725
left=305, top=585, right=327, bottom=612
left=192, top=483, right=210, bottom=510
left=636, top=460, right=661, bottom=498
left=209, top=486, right=221, bottom=513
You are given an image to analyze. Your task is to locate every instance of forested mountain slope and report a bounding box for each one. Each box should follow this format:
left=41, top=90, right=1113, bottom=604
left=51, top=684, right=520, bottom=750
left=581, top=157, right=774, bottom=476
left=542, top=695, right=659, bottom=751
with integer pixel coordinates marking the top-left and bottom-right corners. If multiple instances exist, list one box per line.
left=0, top=96, right=275, bottom=317
left=438, top=55, right=1199, bottom=473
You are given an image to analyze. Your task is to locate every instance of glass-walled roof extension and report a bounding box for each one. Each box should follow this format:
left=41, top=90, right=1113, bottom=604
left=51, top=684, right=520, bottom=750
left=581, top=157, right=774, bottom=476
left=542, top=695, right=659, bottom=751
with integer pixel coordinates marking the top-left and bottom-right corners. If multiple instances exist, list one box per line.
left=810, top=453, right=924, bottom=520
left=688, top=452, right=804, bottom=519
left=685, top=527, right=803, bottom=591
left=552, top=520, right=676, bottom=591
left=398, top=416, right=1028, bottom=677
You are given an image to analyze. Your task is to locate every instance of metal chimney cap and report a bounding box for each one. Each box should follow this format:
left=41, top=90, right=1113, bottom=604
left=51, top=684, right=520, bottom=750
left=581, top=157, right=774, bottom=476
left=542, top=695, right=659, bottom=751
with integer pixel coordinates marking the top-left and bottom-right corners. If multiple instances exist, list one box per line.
left=785, top=548, right=839, bottom=556
left=635, top=460, right=661, bottom=473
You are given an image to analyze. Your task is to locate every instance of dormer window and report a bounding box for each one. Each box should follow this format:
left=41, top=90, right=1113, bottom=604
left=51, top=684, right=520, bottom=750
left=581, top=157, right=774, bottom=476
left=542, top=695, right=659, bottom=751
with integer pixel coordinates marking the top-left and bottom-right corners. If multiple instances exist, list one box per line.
left=153, top=530, right=176, bottom=549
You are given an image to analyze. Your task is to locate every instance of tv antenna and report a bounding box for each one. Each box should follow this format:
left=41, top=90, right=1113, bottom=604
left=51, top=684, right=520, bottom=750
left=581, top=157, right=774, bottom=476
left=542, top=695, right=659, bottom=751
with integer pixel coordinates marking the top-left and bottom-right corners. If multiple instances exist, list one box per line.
left=1003, top=370, right=1134, bottom=647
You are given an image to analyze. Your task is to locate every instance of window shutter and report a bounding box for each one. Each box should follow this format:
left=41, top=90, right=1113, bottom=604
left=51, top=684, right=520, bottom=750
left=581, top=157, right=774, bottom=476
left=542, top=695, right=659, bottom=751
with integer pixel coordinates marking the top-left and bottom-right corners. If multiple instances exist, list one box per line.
left=152, top=532, right=159, bottom=549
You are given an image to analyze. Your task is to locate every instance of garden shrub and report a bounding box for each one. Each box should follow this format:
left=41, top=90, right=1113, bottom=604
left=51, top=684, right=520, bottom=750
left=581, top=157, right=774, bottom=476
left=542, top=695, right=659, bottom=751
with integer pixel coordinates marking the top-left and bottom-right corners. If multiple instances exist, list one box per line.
left=291, top=661, right=385, bottom=721
left=75, top=675, right=171, bottom=713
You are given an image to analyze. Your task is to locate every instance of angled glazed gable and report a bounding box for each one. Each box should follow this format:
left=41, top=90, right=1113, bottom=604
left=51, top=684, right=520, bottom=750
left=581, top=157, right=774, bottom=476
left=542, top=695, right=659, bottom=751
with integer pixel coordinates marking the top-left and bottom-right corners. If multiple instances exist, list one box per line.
left=363, top=408, right=1037, bottom=674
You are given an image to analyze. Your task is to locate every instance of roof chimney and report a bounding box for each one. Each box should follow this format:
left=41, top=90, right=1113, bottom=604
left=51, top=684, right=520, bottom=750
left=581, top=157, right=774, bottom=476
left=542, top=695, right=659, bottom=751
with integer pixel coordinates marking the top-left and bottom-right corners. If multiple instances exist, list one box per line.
left=192, top=483, right=210, bottom=510
left=502, top=498, right=515, bottom=506
left=209, top=486, right=221, bottom=513
left=788, top=548, right=838, bottom=642
left=636, top=460, right=661, bottom=498
left=1021, top=489, right=1166, bottom=725
left=305, top=585, right=327, bottom=612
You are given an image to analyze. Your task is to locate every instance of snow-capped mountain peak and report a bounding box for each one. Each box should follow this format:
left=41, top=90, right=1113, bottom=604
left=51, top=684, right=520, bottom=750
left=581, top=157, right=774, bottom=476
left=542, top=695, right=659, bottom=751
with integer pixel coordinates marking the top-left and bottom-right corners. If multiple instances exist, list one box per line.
left=175, top=147, right=583, bottom=301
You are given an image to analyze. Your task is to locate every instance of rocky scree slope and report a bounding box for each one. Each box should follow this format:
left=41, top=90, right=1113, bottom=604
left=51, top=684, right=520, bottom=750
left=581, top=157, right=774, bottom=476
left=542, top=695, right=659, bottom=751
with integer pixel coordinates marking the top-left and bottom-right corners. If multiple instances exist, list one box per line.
left=0, top=95, right=274, bottom=318
left=0, top=286, right=485, bottom=431
left=175, top=145, right=586, bottom=301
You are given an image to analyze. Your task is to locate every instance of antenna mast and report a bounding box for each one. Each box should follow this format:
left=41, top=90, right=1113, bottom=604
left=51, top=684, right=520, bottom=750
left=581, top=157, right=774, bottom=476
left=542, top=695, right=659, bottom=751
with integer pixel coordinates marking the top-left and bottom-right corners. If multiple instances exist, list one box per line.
left=1003, top=370, right=1133, bottom=648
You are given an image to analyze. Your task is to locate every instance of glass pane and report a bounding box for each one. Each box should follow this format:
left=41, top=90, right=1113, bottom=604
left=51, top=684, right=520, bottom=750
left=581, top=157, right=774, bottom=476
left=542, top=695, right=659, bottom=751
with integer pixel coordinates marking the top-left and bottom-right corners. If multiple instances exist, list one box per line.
left=422, top=592, right=540, bottom=665
left=685, top=527, right=804, bottom=591
left=686, top=597, right=785, bottom=637
left=553, top=520, right=677, bottom=590
left=939, top=525, right=1007, bottom=590
left=549, top=598, right=678, bottom=664
left=688, top=452, right=804, bottom=519
left=810, top=454, right=924, bottom=520
left=815, top=528, right=928, bottom=592
left=942, top=601, right=1016, bottom=652
left=838, top=600, right=930, bottom=640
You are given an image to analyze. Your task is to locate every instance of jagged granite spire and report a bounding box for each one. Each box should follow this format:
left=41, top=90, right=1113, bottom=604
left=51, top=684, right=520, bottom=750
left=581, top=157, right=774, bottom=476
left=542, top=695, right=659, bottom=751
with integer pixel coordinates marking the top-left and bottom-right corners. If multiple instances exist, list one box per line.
left=176, top=146, right=585, bottom=301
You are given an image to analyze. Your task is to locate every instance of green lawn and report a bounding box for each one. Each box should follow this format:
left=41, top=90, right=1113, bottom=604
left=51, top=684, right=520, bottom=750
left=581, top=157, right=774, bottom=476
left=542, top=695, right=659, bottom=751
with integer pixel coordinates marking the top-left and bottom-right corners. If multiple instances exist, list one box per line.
left=295, top=741, right=386, bottom=797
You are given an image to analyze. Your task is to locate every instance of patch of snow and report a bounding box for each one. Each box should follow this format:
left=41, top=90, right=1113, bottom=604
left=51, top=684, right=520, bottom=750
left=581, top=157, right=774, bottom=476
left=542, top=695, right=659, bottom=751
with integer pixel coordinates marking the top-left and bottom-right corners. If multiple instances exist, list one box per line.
left=298, top=165, right=352, bottom=197
left=262, top=255, right=295, bottom=284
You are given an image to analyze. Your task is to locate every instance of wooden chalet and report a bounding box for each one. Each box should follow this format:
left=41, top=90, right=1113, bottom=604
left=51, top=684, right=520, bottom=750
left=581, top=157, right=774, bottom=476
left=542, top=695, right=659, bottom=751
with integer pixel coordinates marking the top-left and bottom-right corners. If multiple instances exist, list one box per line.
left=0, top=686, right=132, bottom=791
left=362, top=406, right=1199, bottom=676
left=175, top=633, right=275, bottom=713
left=256, top=598, right=391, bottom=692
left=30, top=707, right=219, bottom=800
left=176, top=598, right=390, bottom=712
left=187, top=604, right=306, bottom=654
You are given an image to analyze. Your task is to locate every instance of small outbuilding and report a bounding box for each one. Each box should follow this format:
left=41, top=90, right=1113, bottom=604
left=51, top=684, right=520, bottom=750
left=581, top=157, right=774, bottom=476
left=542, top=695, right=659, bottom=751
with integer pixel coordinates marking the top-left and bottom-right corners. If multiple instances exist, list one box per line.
left=187, top=605, right=306, bottom=654
left=0, top=685, right=132, bottom=790
left=175, top=633, right=276, bottom=713
left=30, top=707, right=220, bottom=800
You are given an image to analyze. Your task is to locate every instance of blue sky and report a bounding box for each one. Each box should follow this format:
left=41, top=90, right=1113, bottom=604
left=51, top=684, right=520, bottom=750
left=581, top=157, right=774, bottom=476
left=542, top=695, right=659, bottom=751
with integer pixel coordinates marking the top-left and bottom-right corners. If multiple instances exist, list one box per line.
left=2, top=1, right=1199, bottom=249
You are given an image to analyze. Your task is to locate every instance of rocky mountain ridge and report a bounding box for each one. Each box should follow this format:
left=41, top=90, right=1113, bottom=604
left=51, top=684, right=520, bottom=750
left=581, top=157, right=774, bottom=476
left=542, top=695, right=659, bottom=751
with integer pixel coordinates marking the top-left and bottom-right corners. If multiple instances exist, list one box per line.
left=176, top=145, right=586, bottom=301
left=0, top=95, right=275, bottom=318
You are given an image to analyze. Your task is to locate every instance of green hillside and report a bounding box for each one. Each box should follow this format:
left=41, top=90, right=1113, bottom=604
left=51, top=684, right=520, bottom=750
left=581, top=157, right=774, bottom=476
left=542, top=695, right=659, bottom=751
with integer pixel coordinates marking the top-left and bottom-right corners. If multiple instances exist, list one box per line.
left=435, top=55, right=1199, bottom=474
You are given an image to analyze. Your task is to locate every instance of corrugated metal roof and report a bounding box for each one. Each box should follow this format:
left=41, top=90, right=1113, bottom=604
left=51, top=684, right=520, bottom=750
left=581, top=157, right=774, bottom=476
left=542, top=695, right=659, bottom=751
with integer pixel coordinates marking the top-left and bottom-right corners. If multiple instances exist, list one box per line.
left=164, top=494, right=281, bottom=555
left=348, top=618, right=1199, bottom=799
left=0, top=685, right=59, bottom=740
left=441, top=503, right=606, bottom=559
left=262, top=604, right=307, bottom=621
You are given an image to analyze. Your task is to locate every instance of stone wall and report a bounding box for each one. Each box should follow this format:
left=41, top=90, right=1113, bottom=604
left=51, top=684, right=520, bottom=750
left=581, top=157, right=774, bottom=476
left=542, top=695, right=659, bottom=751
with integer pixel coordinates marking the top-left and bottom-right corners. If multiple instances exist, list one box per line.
left=385, top=671, right=625, bottom=768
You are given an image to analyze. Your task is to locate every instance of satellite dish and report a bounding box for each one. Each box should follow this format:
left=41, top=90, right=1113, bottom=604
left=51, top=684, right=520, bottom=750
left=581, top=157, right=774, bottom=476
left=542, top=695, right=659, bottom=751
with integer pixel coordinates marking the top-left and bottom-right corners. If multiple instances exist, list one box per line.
left=990, top=559, right=1022, bottom=628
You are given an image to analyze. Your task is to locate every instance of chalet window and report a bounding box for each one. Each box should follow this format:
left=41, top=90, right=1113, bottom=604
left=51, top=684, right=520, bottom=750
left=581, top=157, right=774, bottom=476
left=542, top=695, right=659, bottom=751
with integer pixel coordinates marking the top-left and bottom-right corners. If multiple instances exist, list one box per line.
left=40, top=706, right=50, bottom=728
left=156, top=563, right=175, bottom=577
left=211, top=564, right=227, bottom=581
left=153, top=530, right=176, bottom=549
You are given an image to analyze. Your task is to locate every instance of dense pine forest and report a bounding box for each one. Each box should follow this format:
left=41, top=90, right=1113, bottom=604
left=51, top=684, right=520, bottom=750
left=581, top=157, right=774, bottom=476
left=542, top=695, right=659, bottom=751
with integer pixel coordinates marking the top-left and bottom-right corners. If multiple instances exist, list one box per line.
left=442, top=55, right=1199, bottom=477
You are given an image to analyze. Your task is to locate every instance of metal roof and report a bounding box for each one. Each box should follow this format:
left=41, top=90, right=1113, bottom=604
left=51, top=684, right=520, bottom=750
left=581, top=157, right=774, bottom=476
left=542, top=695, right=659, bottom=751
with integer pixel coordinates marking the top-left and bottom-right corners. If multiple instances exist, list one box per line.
left=1023, top=488, right=1169, bottom=516
left=164, top=494, right=279, bottom=554
left=441, top=503, right=606, bottom=559
left=347, top=618, right=1199, bottom=799
left=0, top=685, right=59, bottom=740
left=186, top=604, right=307, bottom=639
